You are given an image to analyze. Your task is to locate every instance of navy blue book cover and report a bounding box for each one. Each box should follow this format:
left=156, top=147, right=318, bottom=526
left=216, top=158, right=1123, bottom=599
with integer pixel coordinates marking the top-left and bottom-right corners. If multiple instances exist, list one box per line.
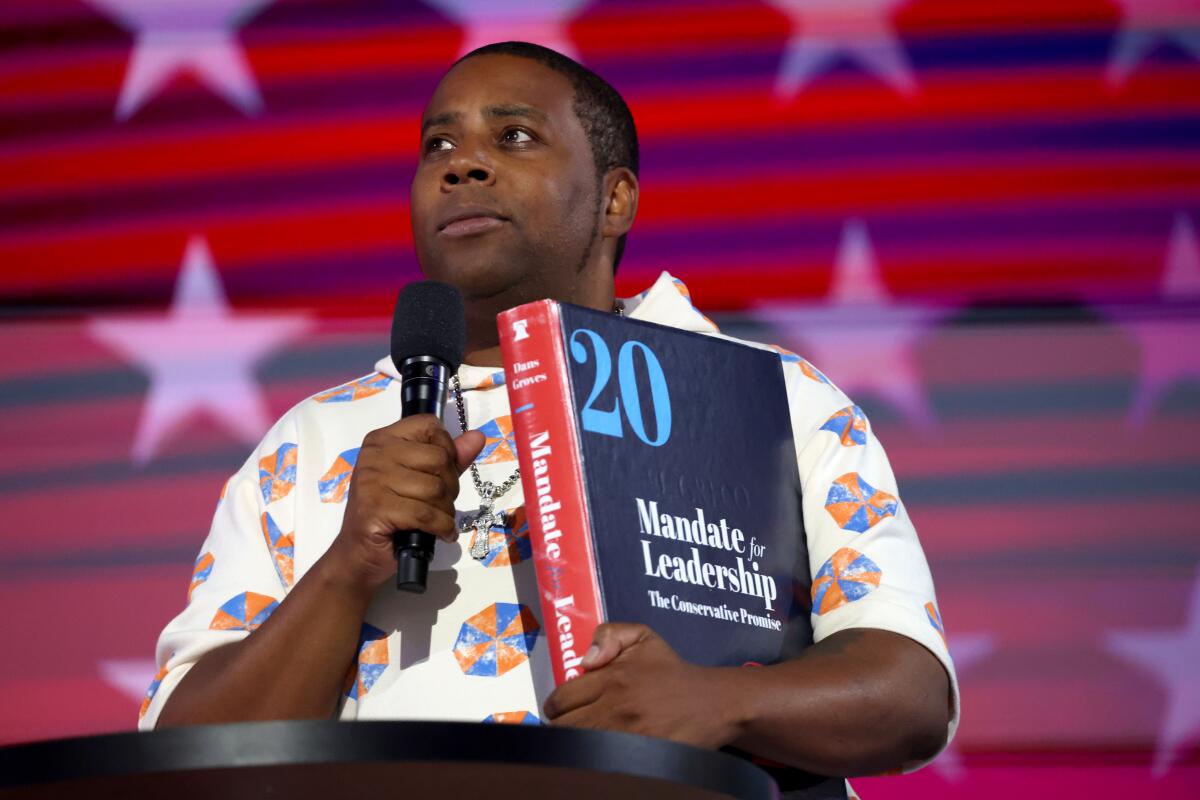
left=560, top=305, right=810, bottom=668
left=501, top=300, right=813, bottom=677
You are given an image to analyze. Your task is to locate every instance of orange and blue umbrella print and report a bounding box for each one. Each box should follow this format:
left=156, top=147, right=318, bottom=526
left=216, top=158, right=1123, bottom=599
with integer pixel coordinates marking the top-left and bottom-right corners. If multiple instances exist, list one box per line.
left=258, top=443, right=298, bottom=505
left=812, top=548, right=883, bottom=615
left=824, top=472, right=897, bottom=533
left=453, top=602, right=540, bottom=677
left=209, top=591, right=279, bottom=632
left=318, top=447, right=359, bottom=503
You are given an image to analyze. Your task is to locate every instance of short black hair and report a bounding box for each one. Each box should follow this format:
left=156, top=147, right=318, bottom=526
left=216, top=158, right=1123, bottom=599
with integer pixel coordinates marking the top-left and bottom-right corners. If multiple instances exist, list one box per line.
left=455, top=41, right=639, bottom=272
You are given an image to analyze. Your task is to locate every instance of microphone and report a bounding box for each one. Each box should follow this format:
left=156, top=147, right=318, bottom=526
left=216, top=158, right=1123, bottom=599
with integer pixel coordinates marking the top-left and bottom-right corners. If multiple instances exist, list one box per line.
left=389, top=280, right=466, bottom=593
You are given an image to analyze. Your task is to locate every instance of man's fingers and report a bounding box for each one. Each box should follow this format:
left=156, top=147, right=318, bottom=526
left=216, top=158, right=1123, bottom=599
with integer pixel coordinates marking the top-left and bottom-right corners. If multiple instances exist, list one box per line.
left=581, top=623, right=653, bottom=670
left=373, top=413, right=445, bottom=444
left=372, top=496, right=458, bottom=542
left=543, top=673, right=605, bottom=720
left=376, top=466, right=446, bottom=505
left=550, top=706, right=607, bottom=732
left=365, top=430, right=459, bottom=499
left=386, top=436, right=453, bottom=470
left=374, top=422, right=480, bottom=482
left=455, top=430, right=486, bottom=472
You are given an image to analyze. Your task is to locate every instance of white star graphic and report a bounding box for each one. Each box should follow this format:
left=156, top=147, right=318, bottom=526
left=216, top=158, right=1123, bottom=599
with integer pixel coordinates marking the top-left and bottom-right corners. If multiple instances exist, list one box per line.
left=1107, top=0, right=1200, bottom=87
left=98, top=659, right=159, bottom=704
left=932, top=633, right=996, bottom=782
left=756, top=220, right=947, bottom=428
left=425, top=0, right=590, bottom=61
left=88, top=235, right=310, bottom=465
left=84, top=0, right=274, bottom=120
left=764, top=0, right=917, bottom=100
left=1106, top=567, right=1200, bottom=775
left=1120, top=213, right=1200, bottom=426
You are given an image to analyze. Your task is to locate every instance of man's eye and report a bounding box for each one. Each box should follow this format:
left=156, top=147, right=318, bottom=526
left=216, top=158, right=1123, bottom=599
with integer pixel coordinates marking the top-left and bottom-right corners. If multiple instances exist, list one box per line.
left=425, top=137, right=453, bottom=153
left=502, top=129, right=534, bottom=144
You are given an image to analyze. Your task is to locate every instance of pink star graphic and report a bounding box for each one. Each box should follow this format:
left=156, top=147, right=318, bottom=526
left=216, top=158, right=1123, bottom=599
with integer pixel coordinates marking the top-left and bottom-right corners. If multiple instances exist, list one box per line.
left=84, top=0, right=274, bottom=120
left=764, top=0, right=917, bottom=100
left=755, top=220, right=948, bottom=428
left=98, top=659, right=159, bottom=704
left=1107, top=0, right=1200, bottom=87
left=1116, top=213, right=1200, bottom=427
left=88, top=235, right=310, bottom=465
left=1106, top=567, right=1200, bottom=776
left=425, top=0, right=590, bottom=61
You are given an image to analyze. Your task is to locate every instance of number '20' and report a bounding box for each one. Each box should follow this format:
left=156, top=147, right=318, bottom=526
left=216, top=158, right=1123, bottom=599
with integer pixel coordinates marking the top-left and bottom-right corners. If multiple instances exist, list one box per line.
left=569, top=328, right=672, bottom=446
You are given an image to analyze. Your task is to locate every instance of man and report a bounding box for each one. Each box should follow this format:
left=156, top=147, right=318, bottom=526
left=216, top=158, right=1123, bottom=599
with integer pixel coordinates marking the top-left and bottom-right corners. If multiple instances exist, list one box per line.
left=140, top=41, right=957, bottom=783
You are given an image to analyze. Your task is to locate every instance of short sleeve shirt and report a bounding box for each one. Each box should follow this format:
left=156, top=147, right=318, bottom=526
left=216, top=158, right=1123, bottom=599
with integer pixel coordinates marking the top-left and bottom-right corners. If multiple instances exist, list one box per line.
left=138, top=272, right=959, bottom=774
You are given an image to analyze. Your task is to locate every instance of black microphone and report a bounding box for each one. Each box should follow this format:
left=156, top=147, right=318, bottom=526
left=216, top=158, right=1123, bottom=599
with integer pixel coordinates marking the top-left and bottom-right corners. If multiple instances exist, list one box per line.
left=389, top=280, right=466, bottom=593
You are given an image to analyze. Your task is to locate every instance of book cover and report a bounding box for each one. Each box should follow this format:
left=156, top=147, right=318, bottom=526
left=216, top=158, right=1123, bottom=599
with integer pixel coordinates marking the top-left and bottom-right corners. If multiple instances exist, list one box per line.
left=499, top=300, right=812, bottom=685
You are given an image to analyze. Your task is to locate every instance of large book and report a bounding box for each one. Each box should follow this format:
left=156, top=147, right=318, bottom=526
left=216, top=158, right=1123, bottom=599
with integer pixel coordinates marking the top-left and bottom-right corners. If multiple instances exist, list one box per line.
left=498, top=301, right=813, bottom=686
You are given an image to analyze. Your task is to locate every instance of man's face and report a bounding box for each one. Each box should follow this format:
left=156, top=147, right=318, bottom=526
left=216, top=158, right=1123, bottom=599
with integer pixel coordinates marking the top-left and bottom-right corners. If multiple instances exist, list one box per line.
left=410, top=54, right=602, bottom=299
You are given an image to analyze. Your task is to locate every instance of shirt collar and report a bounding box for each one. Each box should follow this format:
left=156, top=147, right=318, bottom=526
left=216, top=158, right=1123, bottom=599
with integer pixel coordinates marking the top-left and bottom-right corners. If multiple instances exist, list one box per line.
left=375, top=271, right=715, bottom=388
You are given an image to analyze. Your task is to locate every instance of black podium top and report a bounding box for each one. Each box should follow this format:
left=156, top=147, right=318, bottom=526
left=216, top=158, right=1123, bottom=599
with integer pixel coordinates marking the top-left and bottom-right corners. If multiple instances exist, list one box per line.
left=0, top=720, right=786, bottom=800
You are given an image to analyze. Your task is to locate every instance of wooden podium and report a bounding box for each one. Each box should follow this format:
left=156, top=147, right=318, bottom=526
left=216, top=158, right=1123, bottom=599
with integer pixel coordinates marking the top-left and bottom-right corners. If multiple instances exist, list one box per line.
left=0, top=720, right=798, bottom=799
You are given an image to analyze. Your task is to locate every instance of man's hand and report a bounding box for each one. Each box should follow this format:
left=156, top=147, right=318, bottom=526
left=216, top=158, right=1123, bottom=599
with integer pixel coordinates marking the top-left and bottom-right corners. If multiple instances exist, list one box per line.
left=542, top=623, right=742, bottom=749
left=161, top=416, right=484, bottom=728
left=323, top=415, right=484, bottom=595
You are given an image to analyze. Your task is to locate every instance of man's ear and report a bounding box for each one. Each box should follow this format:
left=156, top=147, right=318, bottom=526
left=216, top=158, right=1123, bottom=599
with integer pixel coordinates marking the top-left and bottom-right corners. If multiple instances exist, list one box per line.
left=601, top=167, right=638, bottom=239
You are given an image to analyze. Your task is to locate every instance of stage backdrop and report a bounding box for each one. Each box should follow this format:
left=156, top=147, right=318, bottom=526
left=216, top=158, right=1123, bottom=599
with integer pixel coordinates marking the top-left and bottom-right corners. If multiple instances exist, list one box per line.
left=2, top=2, right=1198, bottom=797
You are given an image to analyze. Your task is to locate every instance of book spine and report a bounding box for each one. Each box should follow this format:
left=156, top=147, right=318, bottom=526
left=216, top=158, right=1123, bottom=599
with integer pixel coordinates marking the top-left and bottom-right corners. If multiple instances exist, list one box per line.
left=498, top=301, right=603, bottom=685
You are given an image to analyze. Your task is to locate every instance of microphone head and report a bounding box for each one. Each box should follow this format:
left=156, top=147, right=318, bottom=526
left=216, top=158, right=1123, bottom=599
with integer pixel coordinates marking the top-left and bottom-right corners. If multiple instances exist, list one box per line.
left=390, top=280, right=466, bottom=371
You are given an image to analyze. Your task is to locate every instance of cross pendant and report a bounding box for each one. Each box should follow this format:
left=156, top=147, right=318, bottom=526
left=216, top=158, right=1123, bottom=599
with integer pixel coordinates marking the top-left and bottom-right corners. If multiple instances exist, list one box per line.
left=465, top=482, right=502, bottom=560
left=468, top=511, right=495, bottom=560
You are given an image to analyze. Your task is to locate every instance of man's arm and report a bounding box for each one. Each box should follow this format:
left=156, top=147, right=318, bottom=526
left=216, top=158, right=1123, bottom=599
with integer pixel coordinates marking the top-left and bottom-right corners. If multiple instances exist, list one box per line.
left=156, top=418, right=484, bottom=727
left=724, top=628, right=951, bottom=774
left=155, top=553, right=374, bottom=725
left=544, top=622, right=951, bottom=778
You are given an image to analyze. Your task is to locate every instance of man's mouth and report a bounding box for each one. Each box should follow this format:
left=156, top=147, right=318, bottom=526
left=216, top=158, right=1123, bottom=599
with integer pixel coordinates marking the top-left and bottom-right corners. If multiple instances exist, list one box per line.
left=437, top=208, right=508, bottom=237
left=440, top=217, right=505, bottom=236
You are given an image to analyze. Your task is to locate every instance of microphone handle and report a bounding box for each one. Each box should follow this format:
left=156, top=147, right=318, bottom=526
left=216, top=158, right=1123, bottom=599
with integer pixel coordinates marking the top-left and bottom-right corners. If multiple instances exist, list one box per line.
left=394, top=356, right=451, bottom=593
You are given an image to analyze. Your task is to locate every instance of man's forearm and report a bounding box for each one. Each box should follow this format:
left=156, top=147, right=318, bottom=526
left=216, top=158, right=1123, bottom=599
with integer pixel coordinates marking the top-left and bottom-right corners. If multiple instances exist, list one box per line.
left=155, top=553, right=374, bottom=727
left=721, top=628, right=952, bottom=777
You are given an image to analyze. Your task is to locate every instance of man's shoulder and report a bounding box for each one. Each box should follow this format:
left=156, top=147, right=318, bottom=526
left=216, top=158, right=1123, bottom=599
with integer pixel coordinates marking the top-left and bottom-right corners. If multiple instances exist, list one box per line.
left=306, top=370, right=397, bottom=407
left=259, top=368, right=400, bottom=449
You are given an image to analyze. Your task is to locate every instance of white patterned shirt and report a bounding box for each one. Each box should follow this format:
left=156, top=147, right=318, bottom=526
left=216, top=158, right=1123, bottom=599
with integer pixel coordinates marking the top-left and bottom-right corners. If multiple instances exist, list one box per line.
left=139, top=271, right=958, bottom=780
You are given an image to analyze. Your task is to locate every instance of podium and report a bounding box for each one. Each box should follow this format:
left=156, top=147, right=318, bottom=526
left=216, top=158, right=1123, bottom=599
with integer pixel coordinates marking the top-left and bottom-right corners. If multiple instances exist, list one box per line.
left=0, top=720, right=834, bottom=799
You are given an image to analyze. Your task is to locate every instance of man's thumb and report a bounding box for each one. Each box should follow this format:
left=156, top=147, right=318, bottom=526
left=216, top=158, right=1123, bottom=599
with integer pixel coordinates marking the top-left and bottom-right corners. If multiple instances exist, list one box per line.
left=454, top=430, right=487, bottom=472
left=581, top=623, right=652, bottom=671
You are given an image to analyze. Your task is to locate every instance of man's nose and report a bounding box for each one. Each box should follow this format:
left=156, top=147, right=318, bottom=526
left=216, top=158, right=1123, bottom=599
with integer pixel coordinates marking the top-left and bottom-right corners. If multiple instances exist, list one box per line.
left=442, top=152, right=495, bottom=188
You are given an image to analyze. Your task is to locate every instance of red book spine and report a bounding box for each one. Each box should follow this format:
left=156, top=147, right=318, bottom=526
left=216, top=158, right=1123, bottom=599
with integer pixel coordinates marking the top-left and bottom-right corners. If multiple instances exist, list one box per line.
left=498, top=301, right=603, bottom=685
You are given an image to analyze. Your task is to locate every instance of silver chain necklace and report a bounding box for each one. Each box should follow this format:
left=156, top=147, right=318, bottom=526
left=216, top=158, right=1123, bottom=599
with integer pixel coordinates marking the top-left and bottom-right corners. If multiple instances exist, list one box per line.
left=454, top=299, right=623, bottom=560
